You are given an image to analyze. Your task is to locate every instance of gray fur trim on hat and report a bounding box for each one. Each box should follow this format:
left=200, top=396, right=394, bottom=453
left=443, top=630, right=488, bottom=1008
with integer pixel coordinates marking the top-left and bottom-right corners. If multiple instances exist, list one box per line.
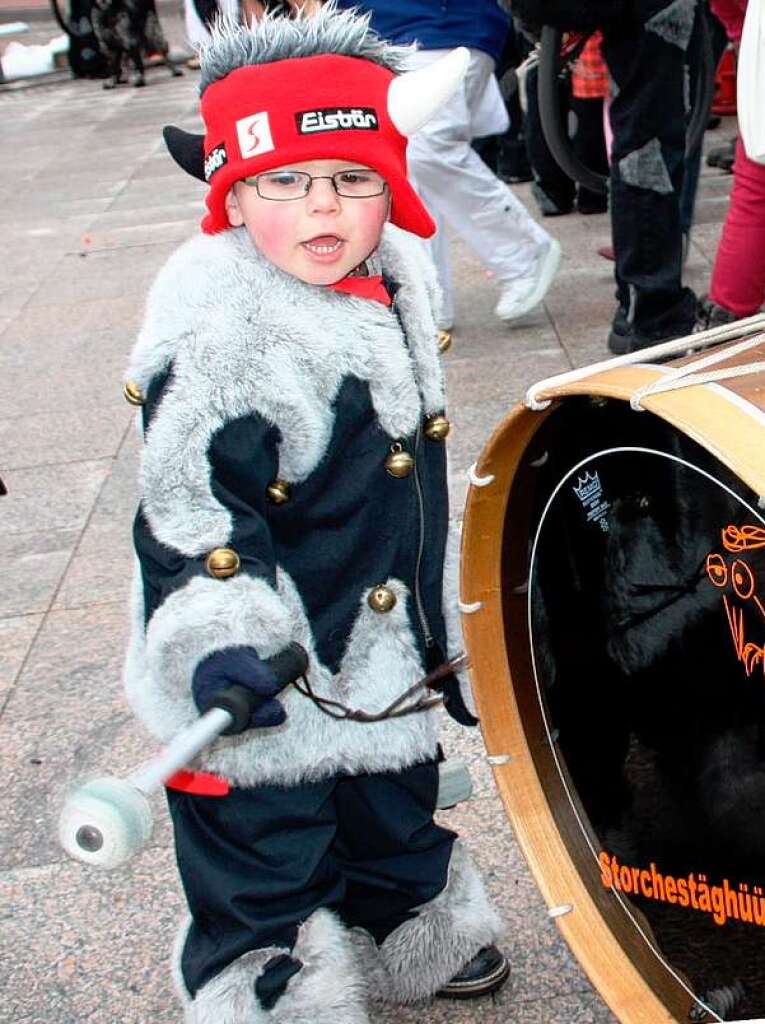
left=199, top=2, right=414, bottom=94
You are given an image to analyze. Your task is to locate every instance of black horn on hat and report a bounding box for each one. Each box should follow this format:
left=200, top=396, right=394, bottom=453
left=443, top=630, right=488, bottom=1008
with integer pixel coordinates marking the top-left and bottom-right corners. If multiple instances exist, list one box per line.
left=163, top=125, right=206, bottom=182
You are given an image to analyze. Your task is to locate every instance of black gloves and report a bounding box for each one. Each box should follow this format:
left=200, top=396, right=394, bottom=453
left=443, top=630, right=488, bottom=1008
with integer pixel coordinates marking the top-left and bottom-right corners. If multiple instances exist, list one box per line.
left=192, top=646, right=289, bottom=731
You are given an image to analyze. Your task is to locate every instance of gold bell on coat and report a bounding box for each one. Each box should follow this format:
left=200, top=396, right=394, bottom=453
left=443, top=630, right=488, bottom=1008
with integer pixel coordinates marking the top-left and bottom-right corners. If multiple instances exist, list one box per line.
left=123, top=380, right=145, bottom=406
left=367, top=585, right=397, bottom=613
left=385, top=444, right=414, bottom=478
left=267, top=480, right=291, bottom=504
left=424, top=414, right=450, bottom=441
left=205, top=547, right=241, bottom=578
left=437, top=330, right=452, bottom=353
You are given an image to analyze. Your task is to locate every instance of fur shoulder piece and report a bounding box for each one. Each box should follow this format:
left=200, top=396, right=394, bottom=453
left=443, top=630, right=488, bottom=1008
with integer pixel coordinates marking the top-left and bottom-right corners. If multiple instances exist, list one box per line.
left=128, top=229, right=251, bottom=388
left=127, top=225, right=445, bottom=556
left=127, top=224, right=442, bottom=397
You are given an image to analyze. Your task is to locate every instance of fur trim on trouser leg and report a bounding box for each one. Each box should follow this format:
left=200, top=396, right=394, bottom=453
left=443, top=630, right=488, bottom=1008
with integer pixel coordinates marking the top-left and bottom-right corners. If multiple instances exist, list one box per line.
left=353, top=841, right=505, bottom=1004
left=183, top=909, right=370, bottom=1024
left=172, top=915, right=193, bottom=1006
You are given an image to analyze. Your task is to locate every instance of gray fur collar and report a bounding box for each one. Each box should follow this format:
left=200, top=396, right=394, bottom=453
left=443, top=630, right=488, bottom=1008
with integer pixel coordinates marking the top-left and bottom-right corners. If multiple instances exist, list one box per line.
left=127, top=224, right=444, bottom=557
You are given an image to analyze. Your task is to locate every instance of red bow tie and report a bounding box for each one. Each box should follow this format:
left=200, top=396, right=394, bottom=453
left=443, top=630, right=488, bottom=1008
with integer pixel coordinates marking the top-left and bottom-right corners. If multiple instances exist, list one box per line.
left=328, top=274, right=392, bottom=306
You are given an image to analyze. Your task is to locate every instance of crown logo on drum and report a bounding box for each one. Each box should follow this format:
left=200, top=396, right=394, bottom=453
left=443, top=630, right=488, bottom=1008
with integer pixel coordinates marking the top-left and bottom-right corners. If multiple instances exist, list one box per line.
left=573, top=471, right=601, bottom=502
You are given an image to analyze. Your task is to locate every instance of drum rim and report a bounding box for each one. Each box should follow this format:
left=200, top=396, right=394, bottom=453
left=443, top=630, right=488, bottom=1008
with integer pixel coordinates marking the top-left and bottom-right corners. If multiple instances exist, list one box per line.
left=459, top=366, right=765, bottom=1024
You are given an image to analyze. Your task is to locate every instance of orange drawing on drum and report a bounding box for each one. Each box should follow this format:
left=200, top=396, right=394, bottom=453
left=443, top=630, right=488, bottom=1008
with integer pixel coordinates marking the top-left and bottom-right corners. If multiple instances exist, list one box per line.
left=706, top=525, right=765, bottom=677
left=721, top=523, right=765, bottom=554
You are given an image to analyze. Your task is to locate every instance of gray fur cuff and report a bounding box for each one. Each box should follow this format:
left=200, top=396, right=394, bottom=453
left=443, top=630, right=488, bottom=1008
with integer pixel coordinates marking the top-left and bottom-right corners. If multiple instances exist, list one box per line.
left=125, top=572, right=294, bottom=742
left=183, top=910, right=369, bottom=1024
left=355, top=841, right=504, bottom=1004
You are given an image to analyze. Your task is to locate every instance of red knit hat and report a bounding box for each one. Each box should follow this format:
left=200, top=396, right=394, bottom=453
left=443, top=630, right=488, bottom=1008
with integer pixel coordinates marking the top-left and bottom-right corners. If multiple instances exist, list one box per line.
left=200, top=53, right=435, bottom=238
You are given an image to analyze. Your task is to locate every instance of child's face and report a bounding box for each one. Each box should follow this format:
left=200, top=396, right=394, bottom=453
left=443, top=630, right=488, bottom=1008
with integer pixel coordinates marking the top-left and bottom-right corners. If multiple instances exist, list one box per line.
left=224, top=159, right=391, bottom=285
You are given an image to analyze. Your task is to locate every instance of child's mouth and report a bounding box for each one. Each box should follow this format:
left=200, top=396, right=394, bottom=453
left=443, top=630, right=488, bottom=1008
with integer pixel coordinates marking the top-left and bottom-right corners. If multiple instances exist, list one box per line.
left=302, top=235, right=344, bottom=257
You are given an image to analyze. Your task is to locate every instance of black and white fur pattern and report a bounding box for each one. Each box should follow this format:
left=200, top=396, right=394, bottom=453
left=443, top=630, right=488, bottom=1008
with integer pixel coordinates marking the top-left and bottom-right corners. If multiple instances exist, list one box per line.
left=123, top=224, right=462, bottom=788
left=178, top=909, right=370, bottom=1024
left=174, top=843, right=504, bottom=1019
left=352, top=841, right=504, bottom=1003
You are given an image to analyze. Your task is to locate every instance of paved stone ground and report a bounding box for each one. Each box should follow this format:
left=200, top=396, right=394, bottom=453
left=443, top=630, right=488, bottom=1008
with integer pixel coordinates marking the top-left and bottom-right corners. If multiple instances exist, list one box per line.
left=0, top=11, right=737, bottom=1023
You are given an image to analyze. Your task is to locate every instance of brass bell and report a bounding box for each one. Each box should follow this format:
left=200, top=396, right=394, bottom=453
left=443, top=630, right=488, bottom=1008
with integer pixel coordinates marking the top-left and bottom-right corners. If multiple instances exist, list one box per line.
left=367, top=585, right=397, bottom=613
left=437, top=330, right=452, bottom=354
left=123, top=380, right=145, bottom=406
left=385, top=445, right=414, bottom=478
left=205, top=547, right=240, bottom=578
left=424, top=414, right=450, bottom=441
left=267, top=480, right=291, bottom=504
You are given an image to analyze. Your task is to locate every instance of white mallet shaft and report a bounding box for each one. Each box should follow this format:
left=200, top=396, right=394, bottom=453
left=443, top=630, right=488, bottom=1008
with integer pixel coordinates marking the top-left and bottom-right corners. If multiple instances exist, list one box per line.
left=127, top=707, right=232, bottom=795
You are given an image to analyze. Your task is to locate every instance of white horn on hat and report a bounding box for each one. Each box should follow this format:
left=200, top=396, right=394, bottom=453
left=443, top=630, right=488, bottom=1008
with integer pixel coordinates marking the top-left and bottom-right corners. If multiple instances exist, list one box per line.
left=387, top=46, right=470, bottom=137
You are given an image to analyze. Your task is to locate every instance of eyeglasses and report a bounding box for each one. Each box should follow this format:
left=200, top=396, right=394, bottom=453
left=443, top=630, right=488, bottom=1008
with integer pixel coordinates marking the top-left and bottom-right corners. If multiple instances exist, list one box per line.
left=242, top=168, right=388, bottom=201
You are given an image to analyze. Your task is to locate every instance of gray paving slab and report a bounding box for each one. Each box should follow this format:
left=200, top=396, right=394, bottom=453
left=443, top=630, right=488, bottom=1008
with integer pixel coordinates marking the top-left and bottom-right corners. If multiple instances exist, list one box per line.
left=0, top=19, right=739, bottom=1023
left=53, top=433, right=140, bottom=610
left=0, top=528, right=79, bottom=618
left=0, top=407, right=129, bottom=470
left=2, top=459, right=113, bottom=534
left=0, top=613, right=43, bottom=701
left=0, top=600, right=141, bottom=871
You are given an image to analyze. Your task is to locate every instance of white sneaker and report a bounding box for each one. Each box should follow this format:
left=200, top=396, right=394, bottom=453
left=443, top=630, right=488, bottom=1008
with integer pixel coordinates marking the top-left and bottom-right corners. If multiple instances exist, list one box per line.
left=494, top=238, right=561, bottom=322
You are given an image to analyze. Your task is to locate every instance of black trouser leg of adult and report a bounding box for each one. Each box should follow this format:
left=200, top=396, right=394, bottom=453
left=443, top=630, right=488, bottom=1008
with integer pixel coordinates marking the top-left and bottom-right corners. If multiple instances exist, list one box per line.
left=680, top=7, right=729, bottom=236
left=167, top=760, right=455, bottom=1001
left=192, top=0, right=218, bottom=30
left=571, top=96, right=609, bottom=214
left=602, top=1, right=697, bottom=340
left=525, top=62, right=576, bottom=213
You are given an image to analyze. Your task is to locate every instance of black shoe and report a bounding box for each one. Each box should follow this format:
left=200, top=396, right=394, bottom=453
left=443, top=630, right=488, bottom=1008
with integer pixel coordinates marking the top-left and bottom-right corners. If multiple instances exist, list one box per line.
left=706, top=137, right=736, bottom=173
left=496, top=138, right=534, bottom=184
left=531, top=181, right=573, bottom=217
left=436, top=945, right=510, bottom=1000
left=576, top=191, right=608, bottom=215
left=607, top=289, right=696, bottom=355
left=607, top=313, right=695, bottom=355
left=500, top=165, right=534, bottom=185
left=693, top=295, right=739, bottom=334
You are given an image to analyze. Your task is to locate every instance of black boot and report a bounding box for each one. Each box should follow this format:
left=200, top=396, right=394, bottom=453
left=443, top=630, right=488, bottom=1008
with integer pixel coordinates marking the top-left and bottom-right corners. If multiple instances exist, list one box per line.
left=607, top=288, right=696, bottom=355
left=607, top=313, right=693, bottom=355
left=531, top=181, right=573, bottom=217
left=436, top=945, right=510, bottom=1000
left=706, top=137, right=736, bottom=173
left=693, top=295, right=739, bottom=334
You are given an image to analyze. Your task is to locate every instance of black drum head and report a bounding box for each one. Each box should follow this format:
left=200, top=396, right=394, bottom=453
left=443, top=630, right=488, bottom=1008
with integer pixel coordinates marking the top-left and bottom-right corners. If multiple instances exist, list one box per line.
left=522, top=398, right=765, bottom=1022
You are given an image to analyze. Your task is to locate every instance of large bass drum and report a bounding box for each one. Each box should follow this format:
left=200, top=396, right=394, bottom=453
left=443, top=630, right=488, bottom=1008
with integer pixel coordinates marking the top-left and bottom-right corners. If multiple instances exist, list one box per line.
left=461, top=324, right=765, bottom=1024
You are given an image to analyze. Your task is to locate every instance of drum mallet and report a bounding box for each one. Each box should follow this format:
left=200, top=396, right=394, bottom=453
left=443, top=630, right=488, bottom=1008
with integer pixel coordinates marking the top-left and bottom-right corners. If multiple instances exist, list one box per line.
left=58, top=643, right=309, bottom=870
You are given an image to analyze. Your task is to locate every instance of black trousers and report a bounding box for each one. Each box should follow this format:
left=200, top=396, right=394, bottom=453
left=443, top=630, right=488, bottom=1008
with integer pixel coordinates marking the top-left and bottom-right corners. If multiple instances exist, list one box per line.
left=167, top=759, right=456, bottom=998
left=601, top=0, right=698, bottom=335
left=525, top=61, right=609, bottom=213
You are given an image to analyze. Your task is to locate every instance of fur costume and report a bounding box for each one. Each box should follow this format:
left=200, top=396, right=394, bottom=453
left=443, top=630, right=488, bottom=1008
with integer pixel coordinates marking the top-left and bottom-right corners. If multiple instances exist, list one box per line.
left=125, top=222, right=464, bottom=788
left=123, top=9, right=504, bottom=1020
left=124, top=225, right=503, bottom=1016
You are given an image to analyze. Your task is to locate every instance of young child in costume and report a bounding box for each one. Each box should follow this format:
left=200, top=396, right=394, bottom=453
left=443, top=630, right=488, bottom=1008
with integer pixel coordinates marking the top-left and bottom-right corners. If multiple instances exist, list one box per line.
left=122, top=6, right=507, bottom=1021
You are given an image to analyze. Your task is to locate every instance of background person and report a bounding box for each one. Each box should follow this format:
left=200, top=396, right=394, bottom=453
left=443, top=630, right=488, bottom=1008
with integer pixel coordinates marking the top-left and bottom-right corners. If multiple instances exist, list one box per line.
left=337, top=0, right=561, bottom=329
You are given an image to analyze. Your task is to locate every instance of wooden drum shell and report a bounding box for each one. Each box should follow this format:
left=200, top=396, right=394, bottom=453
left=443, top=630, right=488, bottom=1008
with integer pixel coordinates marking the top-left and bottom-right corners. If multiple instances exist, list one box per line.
left=460, top=342, right=765, bottom=1024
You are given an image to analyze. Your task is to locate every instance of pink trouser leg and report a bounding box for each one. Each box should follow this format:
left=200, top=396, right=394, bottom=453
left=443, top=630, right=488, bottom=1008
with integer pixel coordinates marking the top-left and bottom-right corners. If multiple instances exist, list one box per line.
left=709, top=137, right=765, bottom=317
